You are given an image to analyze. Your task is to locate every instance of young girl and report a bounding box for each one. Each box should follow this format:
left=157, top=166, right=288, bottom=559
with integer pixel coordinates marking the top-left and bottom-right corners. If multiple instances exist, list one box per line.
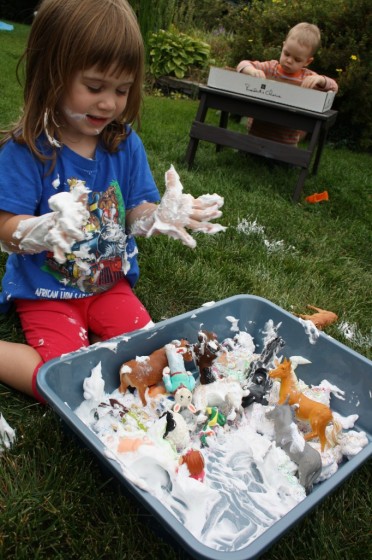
left=0, top=0, right=224, bottom=401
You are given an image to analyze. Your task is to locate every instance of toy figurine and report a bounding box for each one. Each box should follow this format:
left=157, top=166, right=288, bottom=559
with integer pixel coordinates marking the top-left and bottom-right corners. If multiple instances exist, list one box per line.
left=173, top=387, right=196, bottom=414
left=179, top=449, right=205, bottom=482
left=241, top=367, right=271, bottom=407
left=199, top=406, right=227, bottom=447
left=203, top=406, right=226, bottom=430
left=161, top=410, right=191, bottom=451
left=117, top=436, right=153, bottom=454
left=192, top=329, right=249, bottom=421
left=245, top=334, right=284, bottom=382
left=193, top=330, right=221, bottom=384
left=293, top=305, right=338, bottom=330
left=269, top=359, right=342, bottom=451
left=266, top=400, right=322, bottom=494
left=162, top=342, right=196, bottom=394
left=193, top=377, right=248, bottom=422
left=118, top=339, right=192, bottom=405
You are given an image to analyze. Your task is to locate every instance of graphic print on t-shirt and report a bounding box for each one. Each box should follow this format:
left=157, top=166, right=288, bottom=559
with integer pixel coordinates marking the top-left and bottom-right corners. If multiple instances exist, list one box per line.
left=43, top=178, right=128, bottom=293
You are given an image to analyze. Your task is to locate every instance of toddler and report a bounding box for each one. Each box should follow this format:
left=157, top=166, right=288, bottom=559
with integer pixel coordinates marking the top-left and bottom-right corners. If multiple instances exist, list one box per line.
left=236, top=22, right=338, bottom=145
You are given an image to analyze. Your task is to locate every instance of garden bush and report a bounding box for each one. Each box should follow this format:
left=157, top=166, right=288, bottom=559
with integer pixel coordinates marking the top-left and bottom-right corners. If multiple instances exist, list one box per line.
left=129, top=0, right=177, bottom=59
left=224, top=0, right=372, bottom=152
left=148, top=26, right=210, bottom=79
left=173, top=0, right=236, bottom=32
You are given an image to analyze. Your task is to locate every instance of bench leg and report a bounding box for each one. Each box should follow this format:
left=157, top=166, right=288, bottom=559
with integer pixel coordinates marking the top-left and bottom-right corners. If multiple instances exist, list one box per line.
left=311, top=127, right=327, bottom=176
left=216, top=111, right=229, bottom=153
left=185, top=93, right=209, bottom=168
left=185, top=138, right=199, bottom=168
left=292, top=120, right=322, bottom=200
left=292, top=168, right=309, bottom=202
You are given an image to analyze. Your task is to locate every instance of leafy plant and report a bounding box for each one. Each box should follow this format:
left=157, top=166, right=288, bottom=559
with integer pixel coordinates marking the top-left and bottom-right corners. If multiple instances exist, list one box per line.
left=129, top=0, right=177, bottom=60
left=148, top=26, right=211, bottom=79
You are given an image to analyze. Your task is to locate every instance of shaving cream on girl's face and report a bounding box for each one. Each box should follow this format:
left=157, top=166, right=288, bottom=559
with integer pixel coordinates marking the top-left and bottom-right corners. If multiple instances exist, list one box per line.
left=63, top=107, right=87, bottom=121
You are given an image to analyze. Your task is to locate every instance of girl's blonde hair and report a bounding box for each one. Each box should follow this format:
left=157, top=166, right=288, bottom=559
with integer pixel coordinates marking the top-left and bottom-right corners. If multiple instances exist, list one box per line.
left=286, top=22, right=321, bottom=56
left=1, top=0, right=144, bottom=164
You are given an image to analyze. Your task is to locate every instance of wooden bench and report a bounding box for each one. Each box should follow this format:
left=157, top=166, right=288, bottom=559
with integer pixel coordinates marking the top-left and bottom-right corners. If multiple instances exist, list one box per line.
left=185, top=85, right=338, bottom=201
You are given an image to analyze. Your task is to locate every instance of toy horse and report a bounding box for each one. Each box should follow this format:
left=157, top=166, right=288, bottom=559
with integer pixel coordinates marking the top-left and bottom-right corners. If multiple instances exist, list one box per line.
left=266, top=400, right=322, bottom=494
left=193, top=330, right=221, bottom=384
left=119, top=339, right=192, bottom=405
left=294, top=305, right=338, bottom=330
left=269, top=358, right=342, bottom=451
left=245, top=335, right=284, bottom=382
left=193, top=330, right=248, bottom=420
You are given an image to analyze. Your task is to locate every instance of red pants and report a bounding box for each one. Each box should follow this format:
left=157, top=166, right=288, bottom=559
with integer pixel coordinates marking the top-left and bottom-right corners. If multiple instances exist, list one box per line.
left=15, top=280, right=152, bottom=400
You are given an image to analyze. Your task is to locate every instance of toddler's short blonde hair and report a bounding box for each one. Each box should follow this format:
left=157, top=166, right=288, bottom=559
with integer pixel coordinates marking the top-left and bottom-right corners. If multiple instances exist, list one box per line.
left=286, top=22, right=321, bottom=55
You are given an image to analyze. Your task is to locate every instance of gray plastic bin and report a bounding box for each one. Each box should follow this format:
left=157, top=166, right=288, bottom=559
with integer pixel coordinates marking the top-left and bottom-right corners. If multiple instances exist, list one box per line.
left=37, top=295, right=372, bottom=560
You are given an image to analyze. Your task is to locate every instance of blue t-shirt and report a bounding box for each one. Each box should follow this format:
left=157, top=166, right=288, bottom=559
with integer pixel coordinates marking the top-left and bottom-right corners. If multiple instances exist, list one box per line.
left=0, top=129, right=160, bottom=312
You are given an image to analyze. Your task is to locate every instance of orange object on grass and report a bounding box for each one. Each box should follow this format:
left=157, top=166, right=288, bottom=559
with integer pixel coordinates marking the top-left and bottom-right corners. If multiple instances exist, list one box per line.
left=305, top=191, right=329, bottom=203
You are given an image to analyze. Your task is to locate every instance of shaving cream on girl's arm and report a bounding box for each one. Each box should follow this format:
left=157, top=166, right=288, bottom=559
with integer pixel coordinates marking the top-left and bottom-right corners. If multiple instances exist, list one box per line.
left=11, top=181, right=90, bottom=263
left=129, top=164, right=226, bottom=248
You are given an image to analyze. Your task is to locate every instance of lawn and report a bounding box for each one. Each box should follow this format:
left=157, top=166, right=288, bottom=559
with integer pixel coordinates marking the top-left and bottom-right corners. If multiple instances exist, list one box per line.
left=0, top=20, right=371, bottom=560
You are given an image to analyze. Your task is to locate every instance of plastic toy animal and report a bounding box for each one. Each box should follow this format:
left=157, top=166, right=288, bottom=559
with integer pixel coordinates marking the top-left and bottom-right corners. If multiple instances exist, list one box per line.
left=266, top=400, right=322, bottom=494
left=241, top=367, right=271, bottom=407
left=192, top=330, right=249, bottom=420
left=161, top=410, right=191, bottom=451
left=293, top=305, right=338, bottom=330
left=119, top=339, right=191, bottom=405
left=246, top=335, right=284, bottom=381
left=117, top=436, right=153, bottom=454
left=193, top=377, right=248, bottom=421
left=193, top=330, right=221, bottom=384
left=162, top=342, right=196, bottom=394
left=199, top=406, right=227, bottom=447
left=269, top=359, right=342, bottom=451
left=173, top=387, right=196, bottom=414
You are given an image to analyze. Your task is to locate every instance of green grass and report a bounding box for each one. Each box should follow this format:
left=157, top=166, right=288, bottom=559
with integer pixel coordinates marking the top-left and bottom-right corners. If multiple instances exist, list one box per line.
left=0, top=22, right=371, bottom=560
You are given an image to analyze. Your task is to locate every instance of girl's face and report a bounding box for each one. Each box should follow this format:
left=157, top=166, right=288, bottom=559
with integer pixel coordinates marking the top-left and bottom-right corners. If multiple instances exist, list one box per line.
left=279, top=38, right=313, bottom=74
left=59, top=65, right=133, bottom=156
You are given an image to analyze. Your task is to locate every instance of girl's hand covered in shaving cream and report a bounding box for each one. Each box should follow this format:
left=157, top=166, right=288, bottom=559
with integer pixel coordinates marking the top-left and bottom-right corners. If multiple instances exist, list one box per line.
left=12, top=182, right=90, bottom=263
left=130, top=165, right=226, bottom=248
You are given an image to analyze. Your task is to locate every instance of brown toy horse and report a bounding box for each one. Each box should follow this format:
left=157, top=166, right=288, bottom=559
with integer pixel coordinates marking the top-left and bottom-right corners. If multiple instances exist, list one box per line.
left=269, top=358, right=342, bottom=451
left=193, top=330, right=221, bottom=384
left=119, top=339, right=192, bottom=405
left=294, top=305, right=338, bottom=330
